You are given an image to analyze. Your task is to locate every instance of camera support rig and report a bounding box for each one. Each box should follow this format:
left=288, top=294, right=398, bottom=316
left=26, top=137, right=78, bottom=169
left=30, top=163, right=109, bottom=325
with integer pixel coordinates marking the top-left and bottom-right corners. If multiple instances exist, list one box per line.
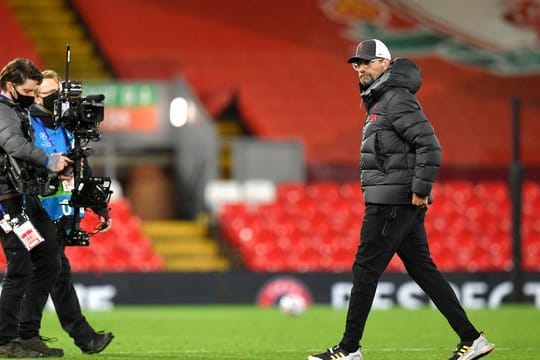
left=64, top=138, right=112, bottom=246
left=56, top=44, right=113, bottom=246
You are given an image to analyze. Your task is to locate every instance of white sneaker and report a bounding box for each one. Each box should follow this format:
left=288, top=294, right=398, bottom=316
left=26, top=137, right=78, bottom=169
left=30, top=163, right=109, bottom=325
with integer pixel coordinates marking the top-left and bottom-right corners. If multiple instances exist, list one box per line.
left=448, top=332, right=495, bottom=360
left=308, top=344, right=363, bottom=360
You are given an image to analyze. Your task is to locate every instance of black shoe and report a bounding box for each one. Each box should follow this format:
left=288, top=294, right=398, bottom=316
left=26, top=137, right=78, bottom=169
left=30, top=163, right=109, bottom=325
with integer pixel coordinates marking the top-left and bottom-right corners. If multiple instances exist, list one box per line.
left=308, top=345, right=363, bottom=360
left=0, top=339, right=44, bottom=358
left=80, top=331, right=114, bottom=354
left=18, top=336, right=64, bottom=357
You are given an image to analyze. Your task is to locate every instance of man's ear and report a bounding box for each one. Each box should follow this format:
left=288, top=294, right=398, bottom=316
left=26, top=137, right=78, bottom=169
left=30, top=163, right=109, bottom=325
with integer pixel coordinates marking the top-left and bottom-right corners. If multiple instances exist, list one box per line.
left=381, top=59, right=391, bottom=72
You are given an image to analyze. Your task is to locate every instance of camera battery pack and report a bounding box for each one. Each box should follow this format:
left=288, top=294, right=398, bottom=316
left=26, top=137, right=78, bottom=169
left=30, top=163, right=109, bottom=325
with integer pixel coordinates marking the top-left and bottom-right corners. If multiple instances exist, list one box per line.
left=11, top=214, right=45, bottom=251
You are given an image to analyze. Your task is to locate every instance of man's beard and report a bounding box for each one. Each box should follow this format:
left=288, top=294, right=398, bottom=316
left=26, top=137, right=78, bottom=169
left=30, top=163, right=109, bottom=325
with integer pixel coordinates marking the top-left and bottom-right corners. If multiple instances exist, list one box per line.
left=360, top=74, right=375, bottom=88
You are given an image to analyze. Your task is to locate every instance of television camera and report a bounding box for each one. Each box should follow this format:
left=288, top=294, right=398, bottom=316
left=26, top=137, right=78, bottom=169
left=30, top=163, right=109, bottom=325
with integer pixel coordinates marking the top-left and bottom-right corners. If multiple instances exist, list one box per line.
left=53, top=45, right=112, bottom=246
left=54, top=79, right=104, bottom=142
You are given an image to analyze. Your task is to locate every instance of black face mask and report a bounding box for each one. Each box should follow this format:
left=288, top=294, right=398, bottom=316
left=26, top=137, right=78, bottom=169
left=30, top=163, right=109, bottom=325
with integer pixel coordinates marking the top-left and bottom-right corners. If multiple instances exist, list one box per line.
left=42, top=92, right=58, bottom=113
left=12, top=88, right=35, bottom=109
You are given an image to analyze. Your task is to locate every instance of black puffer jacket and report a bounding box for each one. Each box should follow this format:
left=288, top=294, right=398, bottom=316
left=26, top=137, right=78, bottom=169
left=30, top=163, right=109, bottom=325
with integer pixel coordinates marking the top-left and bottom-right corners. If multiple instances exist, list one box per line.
left=0, top=99, right=48, bottom=195
left=359, top=58, right=441, bottom=205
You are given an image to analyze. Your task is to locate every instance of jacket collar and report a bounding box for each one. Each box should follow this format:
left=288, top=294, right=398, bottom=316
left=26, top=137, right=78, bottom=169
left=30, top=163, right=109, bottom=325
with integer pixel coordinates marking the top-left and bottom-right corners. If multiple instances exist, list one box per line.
left=361, top=58, right=422, bottom=110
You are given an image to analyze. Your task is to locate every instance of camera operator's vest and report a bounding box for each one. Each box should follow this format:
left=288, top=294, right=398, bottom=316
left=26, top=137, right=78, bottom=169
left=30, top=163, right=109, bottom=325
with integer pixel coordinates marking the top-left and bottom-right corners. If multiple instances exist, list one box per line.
left=30, top=116, right=82, bottom=221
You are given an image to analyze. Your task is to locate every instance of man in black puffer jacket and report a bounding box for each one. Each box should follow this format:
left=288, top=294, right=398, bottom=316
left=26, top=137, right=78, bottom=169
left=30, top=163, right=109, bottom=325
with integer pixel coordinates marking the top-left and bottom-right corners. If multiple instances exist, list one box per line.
left=309, top=40, right=494, bottom=360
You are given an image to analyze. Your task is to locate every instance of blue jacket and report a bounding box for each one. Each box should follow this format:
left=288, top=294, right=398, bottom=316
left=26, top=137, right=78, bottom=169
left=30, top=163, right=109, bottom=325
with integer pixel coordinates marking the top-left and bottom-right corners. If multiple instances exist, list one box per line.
left=30, top=113, right=79, bottom=221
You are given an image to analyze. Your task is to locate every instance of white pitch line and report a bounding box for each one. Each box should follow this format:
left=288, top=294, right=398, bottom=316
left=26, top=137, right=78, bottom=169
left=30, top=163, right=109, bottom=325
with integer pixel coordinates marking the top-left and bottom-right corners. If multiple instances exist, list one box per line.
left=306, top=347, right=539, bottom=352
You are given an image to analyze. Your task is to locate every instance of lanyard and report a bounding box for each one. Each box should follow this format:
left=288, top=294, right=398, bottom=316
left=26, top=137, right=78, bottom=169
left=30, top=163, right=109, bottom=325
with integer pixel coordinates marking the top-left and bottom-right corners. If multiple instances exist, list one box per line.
left=34, top=117, right=60, bottom=153
left=0, top=194, right=27, bottom=216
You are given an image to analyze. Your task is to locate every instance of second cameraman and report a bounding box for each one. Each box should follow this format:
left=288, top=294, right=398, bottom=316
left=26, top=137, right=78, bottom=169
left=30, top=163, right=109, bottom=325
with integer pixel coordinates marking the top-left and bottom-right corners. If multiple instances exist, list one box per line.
left=30, top=69, right=114, bottom=354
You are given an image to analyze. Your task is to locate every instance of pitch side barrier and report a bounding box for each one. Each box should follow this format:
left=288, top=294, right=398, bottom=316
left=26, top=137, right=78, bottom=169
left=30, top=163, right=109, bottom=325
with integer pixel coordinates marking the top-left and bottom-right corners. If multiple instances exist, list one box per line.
left=1, top=272, right=538, bottom=311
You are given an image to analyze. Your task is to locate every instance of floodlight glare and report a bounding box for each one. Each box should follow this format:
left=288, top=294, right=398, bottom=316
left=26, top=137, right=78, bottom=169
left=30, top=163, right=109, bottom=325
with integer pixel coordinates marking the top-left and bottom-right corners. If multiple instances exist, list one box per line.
left=170, top=97, right=189, bottom=127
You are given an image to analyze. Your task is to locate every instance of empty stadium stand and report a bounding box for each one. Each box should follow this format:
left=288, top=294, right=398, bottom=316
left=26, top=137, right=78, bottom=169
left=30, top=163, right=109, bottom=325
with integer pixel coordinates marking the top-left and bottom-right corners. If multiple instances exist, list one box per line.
left=218, top=180, right=540, bottom=272
left=0, top=0, right=42, bottom=67
left=0, top=199, right=164, bottom=272
left=67, top=199, right=164, bottom=271
left=72, top=0, right=540, bottom=168
left=5, top=0, right=111, bottom=79
left=142, top=217, right=230, bottom=271
left=0, top=180, right=536, bottom=273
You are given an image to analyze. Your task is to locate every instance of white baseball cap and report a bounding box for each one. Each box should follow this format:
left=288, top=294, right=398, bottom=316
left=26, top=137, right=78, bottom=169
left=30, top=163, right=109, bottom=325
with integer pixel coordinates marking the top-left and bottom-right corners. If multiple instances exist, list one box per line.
left=347, top=39, right=391, bottom=63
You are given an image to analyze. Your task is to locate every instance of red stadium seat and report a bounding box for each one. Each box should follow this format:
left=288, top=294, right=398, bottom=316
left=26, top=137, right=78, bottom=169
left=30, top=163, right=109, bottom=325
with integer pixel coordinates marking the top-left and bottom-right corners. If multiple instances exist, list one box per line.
left=295, top=246, right=324, bottom=272
left=276, top=182, right=306, bottom=204
left=216, top=180, right=540, bottom=272
left=442, top=181, right=474, bottom=204
left=306, top=182, right=340, bottom=202
left=473, top=181, right=508, bottom=203
left=219, top=202, right=250, bottom=219
left=63, top=198, right=165, bottom=272
left=524, top=181, right=540, bottom=200
left=340, top=181, right=363, bottom=202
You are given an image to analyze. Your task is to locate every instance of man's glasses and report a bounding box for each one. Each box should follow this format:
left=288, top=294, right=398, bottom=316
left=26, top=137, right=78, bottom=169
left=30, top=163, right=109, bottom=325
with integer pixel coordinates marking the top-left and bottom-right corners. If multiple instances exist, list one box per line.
left=351, top=58, right=383, bottom=70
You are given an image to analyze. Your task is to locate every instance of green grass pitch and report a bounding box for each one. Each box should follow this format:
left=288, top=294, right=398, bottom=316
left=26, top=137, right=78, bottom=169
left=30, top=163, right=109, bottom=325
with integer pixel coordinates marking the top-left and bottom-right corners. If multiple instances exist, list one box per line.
left=39, top=305, right=539, bottom=359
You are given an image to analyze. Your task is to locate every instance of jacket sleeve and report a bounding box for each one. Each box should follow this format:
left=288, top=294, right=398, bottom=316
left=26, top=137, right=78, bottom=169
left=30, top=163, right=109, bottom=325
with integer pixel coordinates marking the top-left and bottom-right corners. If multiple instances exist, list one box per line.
left=387, top=91, right=441, bottom=197
left=0, top=107, right=48, bottom=167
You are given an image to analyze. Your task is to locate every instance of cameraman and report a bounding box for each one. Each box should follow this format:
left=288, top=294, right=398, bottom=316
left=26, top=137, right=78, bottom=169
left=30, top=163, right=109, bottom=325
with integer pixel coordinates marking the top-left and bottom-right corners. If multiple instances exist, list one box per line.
left=0, top=58, right=72, bottom=357
left=29, top=70, right=114, bottom=354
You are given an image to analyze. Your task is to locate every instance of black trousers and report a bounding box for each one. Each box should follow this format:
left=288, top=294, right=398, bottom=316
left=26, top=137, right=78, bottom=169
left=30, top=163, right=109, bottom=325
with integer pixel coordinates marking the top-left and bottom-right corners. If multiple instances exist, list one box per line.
left=0, top=196, right=94, bottom=346
left=50, top=243, right=95, bottom=348
left=0, top=195, right=61, bottom=343
left=340, top=204, right=479, bottom=351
